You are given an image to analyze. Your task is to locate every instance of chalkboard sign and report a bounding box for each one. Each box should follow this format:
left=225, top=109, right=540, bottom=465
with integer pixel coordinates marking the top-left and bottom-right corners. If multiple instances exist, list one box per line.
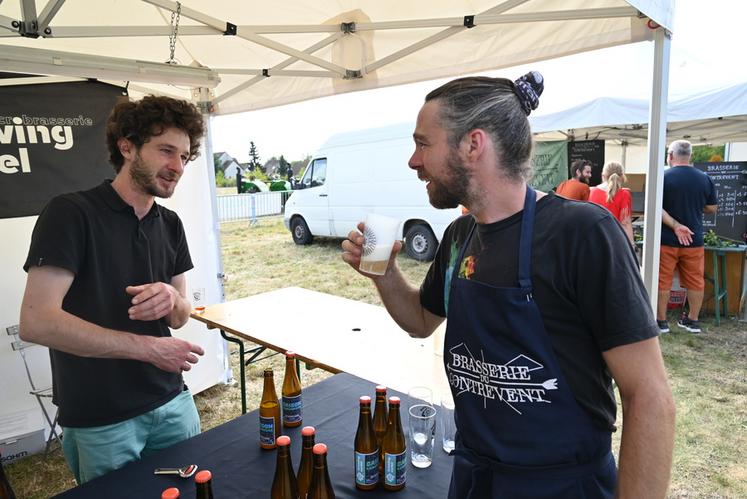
left=694, top=161, right=747, bottom=242
left=568, top=140, right=605, bottom=186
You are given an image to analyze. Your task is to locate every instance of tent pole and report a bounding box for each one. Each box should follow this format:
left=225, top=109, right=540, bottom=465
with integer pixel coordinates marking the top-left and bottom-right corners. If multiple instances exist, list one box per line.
left=196, top=87, right=232, bottom=384
left=641, top=26, right=671, bottom=314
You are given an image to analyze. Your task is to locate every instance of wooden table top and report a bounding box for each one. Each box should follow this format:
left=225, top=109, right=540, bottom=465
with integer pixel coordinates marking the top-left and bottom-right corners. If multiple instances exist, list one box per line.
left=190, top=287, right=451, bottom=398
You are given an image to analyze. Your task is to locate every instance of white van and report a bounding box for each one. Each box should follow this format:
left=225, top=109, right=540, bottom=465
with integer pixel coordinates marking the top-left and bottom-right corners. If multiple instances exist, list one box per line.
left=283, top=123, right=461, bottom=261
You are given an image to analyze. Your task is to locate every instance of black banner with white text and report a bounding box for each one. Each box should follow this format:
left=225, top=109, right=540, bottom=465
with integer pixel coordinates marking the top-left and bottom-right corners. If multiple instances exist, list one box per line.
left=0, top=80, right=124, bottom=218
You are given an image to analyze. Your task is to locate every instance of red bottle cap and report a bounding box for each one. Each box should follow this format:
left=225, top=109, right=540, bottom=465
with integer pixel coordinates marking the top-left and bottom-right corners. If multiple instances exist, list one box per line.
left=195, top=470, right=212, bottom=484
left=302, top=426, right=316, bottom=436
left=388, top=396, right=400, bottom=405
left=313, top=443, right=328, bottom=455
left=359, top=395, right=372, bottom=404
left=286, top=351, right=296, bottom=358
left=276, top=435, right=291, bottom=446
left=375, top=385, right=387, bottom=393
left=161, top=487, right=180, bottom=499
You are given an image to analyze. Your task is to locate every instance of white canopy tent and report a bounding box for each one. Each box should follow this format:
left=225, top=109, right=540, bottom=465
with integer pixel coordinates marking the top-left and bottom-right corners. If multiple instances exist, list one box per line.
left=0, top=1, right=675, bottom=433
left=531, top=81, right=747, bottom=145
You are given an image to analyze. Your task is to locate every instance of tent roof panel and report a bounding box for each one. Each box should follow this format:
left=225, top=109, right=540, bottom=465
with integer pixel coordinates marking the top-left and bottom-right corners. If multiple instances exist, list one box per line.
left=0, top=0, right=672, bottom=115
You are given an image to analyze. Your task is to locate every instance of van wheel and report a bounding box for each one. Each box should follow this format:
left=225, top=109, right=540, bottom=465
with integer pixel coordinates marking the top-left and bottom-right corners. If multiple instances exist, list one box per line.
left=291, top=217, right=313, bottom=245
left=405, top=224, right=437, bottom=262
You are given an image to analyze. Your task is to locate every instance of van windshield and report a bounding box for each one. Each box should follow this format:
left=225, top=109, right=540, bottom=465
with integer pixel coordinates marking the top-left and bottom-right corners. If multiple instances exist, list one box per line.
left=301, top=158, right=327, bottom=188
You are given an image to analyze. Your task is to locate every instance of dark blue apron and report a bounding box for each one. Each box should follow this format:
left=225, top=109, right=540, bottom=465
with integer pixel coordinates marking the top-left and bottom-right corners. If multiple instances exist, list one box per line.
left=444, top=187, right=616, bottom=498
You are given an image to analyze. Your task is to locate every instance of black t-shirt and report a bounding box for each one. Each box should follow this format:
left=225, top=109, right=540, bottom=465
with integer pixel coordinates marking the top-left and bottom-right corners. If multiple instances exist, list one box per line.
left=420, top=192, right=659, bottom=431
left=24, top=180, right=193, bottom=427
left=661, top=165, right=717, bottom=247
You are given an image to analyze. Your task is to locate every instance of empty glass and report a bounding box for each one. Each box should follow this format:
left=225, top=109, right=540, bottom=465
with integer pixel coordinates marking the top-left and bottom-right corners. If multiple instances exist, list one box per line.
left=408, top=404, right=437, bottom=468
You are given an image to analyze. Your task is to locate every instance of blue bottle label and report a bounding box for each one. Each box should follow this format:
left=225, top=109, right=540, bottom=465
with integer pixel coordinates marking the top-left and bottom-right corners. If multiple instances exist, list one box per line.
left=384, top=450, right=406, bottom=486
left=259, top=416, right=275, bottom=445
left=282, top=394, right=302, bottom=424
left=355, top=450, right=379, bottom=486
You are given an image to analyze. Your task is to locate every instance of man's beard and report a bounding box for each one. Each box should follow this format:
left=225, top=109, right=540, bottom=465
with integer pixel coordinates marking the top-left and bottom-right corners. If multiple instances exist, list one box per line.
left=427, top=151, right=470, bottom=209
left=129, top=154, right=178, bottom=198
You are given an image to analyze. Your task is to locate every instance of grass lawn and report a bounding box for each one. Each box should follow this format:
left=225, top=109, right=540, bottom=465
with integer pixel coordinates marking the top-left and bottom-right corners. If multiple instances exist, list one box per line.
left=5, top=216, right=746, bottom=498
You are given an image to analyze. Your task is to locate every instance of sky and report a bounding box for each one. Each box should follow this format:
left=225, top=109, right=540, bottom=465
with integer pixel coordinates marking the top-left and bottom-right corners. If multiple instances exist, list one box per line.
left=210, top=0, right=747, bottom=163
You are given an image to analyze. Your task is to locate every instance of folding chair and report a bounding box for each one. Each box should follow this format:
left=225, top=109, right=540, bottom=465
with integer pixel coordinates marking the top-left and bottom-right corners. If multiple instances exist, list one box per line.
left=6, top=325, right=62, bottom=453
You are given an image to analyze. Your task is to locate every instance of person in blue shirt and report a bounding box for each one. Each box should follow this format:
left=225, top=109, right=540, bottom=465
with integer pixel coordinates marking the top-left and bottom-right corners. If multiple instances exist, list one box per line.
left=657, top=140, right=718, bottom=334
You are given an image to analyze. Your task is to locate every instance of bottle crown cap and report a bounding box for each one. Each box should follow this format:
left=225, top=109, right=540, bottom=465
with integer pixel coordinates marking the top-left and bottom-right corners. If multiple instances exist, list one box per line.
left=161, top=487, right=180, bottom=499
left=285, top=351, right=296, bottom=359
left=276, top=435, right=291, bottom=446
left=312, top=443, right=328, bottom=455
left=388, top=396, right=401, bottom=405
left=359, top=395, right=372, bottom=404
left=302, top=426, right=316, bottom=436
left=195, top=470, right=212, bottom=483
left=375, top=385, right=387, bottom=393
left=263, top=368, right=273, bottom=376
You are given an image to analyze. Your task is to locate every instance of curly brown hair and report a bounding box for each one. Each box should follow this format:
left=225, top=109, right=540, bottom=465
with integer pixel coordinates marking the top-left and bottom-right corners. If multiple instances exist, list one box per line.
left=106, top=95, right=205, bottom=173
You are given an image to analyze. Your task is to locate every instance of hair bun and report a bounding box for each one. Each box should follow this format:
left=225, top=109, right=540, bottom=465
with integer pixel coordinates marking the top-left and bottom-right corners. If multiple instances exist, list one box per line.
left=514, top=71, right=544, bottom=116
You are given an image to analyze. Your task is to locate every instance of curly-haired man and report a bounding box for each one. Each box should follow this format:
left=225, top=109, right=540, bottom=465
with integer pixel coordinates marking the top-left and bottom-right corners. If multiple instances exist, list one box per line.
left=20, top=95, right=206, bottom=483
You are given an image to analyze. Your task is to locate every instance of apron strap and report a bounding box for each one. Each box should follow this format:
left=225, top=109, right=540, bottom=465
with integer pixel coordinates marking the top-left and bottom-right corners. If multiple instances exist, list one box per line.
left=518, top=185, right=536, bottom=289
left=453, top=445, right=613, bottom=480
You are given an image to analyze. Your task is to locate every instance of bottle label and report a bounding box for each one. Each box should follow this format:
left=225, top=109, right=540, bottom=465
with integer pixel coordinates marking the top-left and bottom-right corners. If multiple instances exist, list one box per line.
left=259, top=416, right=275, bottom=445
left=384, top=450, right=406, bottom=486
left=282, top=394, right=303, bottom=424
left=355, top=450, right=379, bottom=486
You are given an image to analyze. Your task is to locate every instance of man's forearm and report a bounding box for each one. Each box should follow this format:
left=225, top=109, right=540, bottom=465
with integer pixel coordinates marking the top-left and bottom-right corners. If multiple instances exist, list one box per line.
left=20, top=305, right=156, bottom=363
left=616, top=387, right=676, bottom=498
left=373, top=263, right=441, bottom=338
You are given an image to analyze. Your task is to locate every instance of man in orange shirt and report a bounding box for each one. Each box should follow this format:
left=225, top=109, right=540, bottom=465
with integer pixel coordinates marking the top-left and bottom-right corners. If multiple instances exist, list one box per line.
left=556, top=159, right=592, bottom=201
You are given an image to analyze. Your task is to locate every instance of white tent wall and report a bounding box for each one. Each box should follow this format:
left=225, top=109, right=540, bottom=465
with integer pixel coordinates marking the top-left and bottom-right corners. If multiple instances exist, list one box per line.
left=0, top=217, right=50, bottom=443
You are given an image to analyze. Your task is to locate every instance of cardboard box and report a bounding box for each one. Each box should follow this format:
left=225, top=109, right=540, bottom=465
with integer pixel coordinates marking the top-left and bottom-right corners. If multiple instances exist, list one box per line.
left=0, top=429, right=45, bottom=464
left=625, top=173, right=646, bottom=192
left=0, top=410, right=45, bottom=464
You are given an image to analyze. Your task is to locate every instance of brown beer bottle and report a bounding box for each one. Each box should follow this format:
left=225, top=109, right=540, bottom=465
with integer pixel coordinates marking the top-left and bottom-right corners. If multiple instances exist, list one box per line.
left=260, top=368, right=282, bottom=449
left=195, top=470, right=214, bottom=499
left=297, top=426, right=316, bottom=499
left=307, top=443, right=335, bottom=499
left=0, top=455, right=17, bottom=499
left=282, top=351, right=303, bottom=428
left=372, top=385, right=388, bottom=480
left=354, top=396, right=379, bottom=490
left=271, top=435, right=299, bottom=499
left=382, top=396, right=406, bottom=491
left=161, top=487, right=180, bottom=499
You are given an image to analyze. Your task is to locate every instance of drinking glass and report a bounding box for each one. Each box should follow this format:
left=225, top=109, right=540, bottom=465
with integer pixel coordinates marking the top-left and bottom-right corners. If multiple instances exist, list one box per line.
left=408, top=404, right=437, bottom=468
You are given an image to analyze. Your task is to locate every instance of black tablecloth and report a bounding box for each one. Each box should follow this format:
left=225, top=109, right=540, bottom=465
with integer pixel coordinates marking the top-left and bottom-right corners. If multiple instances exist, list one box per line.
left=56, top=373, right=454, bottom=498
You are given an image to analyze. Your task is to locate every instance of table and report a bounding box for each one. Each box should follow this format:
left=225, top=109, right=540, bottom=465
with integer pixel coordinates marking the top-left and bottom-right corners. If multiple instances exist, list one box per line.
left=190, top=287, right=449, bottom=414
left=55, top=373, right=455, bottom=498
left=704, top=245, right=747, bottom=324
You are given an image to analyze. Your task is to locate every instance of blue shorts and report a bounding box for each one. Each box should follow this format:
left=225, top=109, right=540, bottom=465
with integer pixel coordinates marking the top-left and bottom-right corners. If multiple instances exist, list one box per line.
left=62, top=389, right=200, bottom=484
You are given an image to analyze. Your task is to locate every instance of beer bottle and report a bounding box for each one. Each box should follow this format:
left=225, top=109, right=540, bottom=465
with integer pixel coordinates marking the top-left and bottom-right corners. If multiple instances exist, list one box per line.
left=0, top=455, right=17, bottom=499
left=307, top=443, right=335, bottom=499
left=271, top=435, right=299, bottom=499
left=382, top=396, right=406, bottom=491
left=297, top=426, right=316, bottom=499
left=195, top=470, right=214, bottom=499
left=354, top=396, right=379, bottom=490
left=260, top=368, right=282, bottom=449
left=372, top=385, right=388, bottom=480
left=161, top=487, right=180, bottom=499
left=282, top=351, right=303, bottom=428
